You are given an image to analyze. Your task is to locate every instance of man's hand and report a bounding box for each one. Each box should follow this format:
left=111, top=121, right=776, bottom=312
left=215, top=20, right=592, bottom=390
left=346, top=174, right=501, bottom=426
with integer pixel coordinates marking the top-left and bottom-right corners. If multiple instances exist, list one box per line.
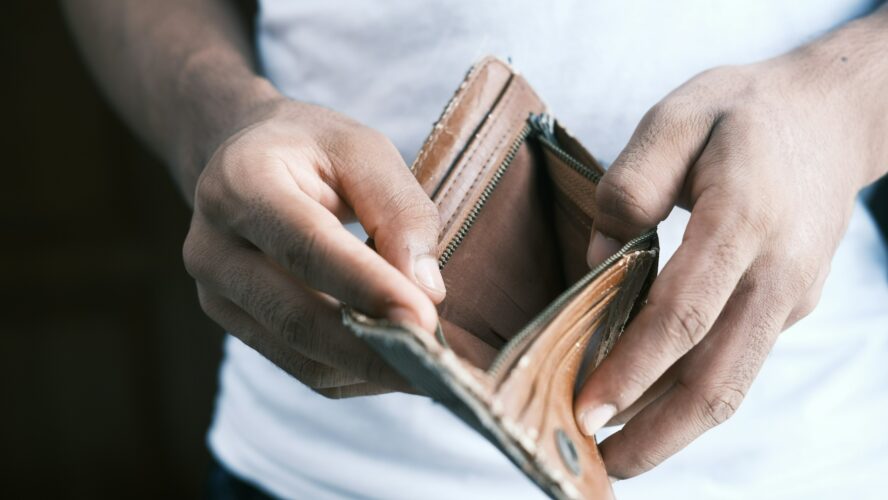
left=576, top=11, right=888, bottom=479
left=64, top=0, right=485, bottom=399
left=184, top=98, right=448, bottom=397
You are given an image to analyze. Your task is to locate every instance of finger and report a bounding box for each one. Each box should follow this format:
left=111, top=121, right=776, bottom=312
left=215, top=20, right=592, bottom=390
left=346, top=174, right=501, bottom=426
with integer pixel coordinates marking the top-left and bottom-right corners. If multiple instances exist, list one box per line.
left=576, top=144, right=766, bottom=436
left=196, top=285, right=363, bottom=388
left=588, top=93, right=718, bottom=266
left=218, top=165, right=438, bottom=332
left=186, top=226, right=412, bottom=390
left=607, top=366, right=679, bottom=427
left=329, top=130, right=446, bottom=303
left=599, top=273, right=790, bottom=479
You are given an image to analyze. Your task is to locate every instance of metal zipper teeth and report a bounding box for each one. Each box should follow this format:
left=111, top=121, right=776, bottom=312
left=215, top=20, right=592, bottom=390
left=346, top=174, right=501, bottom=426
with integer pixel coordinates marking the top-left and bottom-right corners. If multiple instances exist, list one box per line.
left=528, top=112, right=602, bottom=183
left=438, top=122, right=533, bottom=269
left=487, top=229, right=658, bottom=379
left=537, top=136, right=602, bottom=183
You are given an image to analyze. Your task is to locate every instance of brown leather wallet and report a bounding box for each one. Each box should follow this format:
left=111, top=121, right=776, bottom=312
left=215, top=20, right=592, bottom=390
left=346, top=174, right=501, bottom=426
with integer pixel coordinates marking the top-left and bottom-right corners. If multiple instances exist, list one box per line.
left=342, top=56, right=659, bottom=500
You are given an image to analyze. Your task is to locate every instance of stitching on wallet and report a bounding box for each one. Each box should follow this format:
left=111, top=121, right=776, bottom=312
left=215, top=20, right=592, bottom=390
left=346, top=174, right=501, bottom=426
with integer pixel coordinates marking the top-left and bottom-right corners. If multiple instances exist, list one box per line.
left=412, top=60, right=490, bottom=178
left=437, top=83, right=519, bottom=211
left=438, top=84, right=524, bottom=236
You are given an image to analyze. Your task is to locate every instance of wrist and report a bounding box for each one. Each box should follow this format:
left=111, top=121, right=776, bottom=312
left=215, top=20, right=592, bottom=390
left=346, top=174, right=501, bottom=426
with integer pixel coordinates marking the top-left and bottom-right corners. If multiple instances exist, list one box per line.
left=171, top=51, right=285, bottom=202
left=780, top=9, right=888, bottom=186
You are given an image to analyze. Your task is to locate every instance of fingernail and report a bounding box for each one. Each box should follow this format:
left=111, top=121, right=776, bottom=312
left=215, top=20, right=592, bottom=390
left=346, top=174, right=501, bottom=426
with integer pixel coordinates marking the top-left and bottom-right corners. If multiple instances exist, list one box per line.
left=414, top=254, right=446, bottom=296
left=579, top=404, right=616, bottom=436
left=587, top=230, right=622, bottom=268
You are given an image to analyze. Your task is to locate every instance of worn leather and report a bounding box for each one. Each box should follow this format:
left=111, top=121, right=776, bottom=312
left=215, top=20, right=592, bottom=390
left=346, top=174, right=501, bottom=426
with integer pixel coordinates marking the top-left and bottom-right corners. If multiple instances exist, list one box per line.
left=343, top=57, right=659, bottom=500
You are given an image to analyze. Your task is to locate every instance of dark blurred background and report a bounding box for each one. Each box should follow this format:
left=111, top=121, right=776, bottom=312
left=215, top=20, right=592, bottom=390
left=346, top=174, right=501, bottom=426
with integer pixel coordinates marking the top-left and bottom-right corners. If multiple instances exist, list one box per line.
left=3, top=2, right=888, bottom=500
left=1, top=2, right=225, bottom=498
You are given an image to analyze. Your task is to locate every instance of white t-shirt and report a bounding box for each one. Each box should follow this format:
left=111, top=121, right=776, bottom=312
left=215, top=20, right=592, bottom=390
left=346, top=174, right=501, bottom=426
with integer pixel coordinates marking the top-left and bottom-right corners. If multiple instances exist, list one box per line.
left=208, top=1, right=888, bottom=498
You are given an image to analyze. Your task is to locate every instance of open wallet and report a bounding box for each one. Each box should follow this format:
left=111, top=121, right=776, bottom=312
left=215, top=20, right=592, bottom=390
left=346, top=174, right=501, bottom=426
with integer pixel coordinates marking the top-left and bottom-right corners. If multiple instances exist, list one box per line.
left=342, top=56, right=659, bottom=500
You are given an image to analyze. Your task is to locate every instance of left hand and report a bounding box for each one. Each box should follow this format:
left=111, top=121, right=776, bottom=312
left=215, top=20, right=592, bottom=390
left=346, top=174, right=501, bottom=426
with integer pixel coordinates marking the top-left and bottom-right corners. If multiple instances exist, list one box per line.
left=575, top=12, right=888, bottom=480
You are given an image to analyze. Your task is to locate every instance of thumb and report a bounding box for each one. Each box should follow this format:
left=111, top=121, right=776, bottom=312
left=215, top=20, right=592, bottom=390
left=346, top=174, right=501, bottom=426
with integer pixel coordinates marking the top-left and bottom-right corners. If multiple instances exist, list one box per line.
left=335, top=130, right=446, bottom=306
left=588, top=98, right=717, bottom=266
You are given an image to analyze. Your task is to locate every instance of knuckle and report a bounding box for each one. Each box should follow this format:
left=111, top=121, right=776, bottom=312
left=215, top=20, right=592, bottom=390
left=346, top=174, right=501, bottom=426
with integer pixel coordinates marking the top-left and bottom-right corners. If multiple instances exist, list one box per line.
left=387, top=184, right=437, bottom=224
left=378, top=186, right=439, bottom=240
left=793, top=297, right=818, bottom=320
left=620, top=448, right=664, bottom=478
left=276, top=303, right=320, bottom=348
left=728, top=200, right=766, bottom=235
left=783, top=265, right=824, bottom=322
left=655, top=300, right=711, bottom=352
left=793, top=264, right=820, bottom=291
left=697, top=383, right=747, bottom=427
left=182, top=233, right=201, bottom=279
left=645, top=99, right=685, bottom=127
left=642, top=94, right=711, bottom=139
left=182, top=228, right=211, bottom=281
left=772, top=256, right=821, bottom=299
left=632, top=453, right=663, bottom=477
left=597, top=169, right=658, bottom=229
left=195, top=287, right=218, bottom=318
left=193, top=171, right=226, bottom=218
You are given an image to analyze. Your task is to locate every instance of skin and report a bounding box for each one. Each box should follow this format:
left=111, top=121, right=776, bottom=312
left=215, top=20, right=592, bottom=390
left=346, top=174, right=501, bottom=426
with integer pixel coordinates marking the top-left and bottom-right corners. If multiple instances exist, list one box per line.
left=64, top=0, right=888, bottom=482
left=577, top=7, right=888, bottom=480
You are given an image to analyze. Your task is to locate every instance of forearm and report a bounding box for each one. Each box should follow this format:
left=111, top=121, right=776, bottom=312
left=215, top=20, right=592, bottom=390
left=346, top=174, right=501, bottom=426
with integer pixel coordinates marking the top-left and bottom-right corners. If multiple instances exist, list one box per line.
left=62, top=0, right=281, bottom=203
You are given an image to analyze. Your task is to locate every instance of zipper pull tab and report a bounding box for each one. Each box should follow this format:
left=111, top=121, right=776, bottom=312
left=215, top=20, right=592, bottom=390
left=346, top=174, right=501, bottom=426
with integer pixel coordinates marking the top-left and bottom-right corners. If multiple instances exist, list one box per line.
left=528, top=112, right=557, bottom=143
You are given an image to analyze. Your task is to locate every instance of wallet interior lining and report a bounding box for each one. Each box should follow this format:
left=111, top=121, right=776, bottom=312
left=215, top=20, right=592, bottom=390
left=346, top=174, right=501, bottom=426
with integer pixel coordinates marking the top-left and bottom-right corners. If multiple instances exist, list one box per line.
left=437, top=115, right=604, bottom=370
left=487, top=233, right=655, bottom=383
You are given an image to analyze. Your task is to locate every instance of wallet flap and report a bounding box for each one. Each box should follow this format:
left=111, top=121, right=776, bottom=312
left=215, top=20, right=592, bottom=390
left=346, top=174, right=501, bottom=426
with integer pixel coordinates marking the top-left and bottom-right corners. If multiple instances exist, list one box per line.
left=411, top=56, right=529, bottom=197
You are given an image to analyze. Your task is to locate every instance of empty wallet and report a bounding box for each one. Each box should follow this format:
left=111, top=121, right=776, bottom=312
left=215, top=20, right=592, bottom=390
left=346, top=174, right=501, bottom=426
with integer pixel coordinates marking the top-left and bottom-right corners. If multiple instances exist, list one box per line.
left=342, top=56, right=659, bottom=500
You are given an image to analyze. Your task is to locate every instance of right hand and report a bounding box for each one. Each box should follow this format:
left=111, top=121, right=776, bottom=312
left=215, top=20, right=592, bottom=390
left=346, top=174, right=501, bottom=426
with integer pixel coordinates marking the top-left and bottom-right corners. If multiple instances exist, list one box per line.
left=184, top=98, right=447, bottom=398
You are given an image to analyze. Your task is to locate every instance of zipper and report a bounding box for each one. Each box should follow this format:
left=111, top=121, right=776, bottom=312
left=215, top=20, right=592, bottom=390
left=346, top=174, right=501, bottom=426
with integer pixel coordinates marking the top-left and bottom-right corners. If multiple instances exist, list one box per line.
left=486, top=229, right=657, bottom=379
left=437, top=113, right=599, bottom=269
left=432, top=111, right=655, bottom=378
left=438, top=122, right=533, bottom=268
left=528, top=113, right=602, bottom=183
